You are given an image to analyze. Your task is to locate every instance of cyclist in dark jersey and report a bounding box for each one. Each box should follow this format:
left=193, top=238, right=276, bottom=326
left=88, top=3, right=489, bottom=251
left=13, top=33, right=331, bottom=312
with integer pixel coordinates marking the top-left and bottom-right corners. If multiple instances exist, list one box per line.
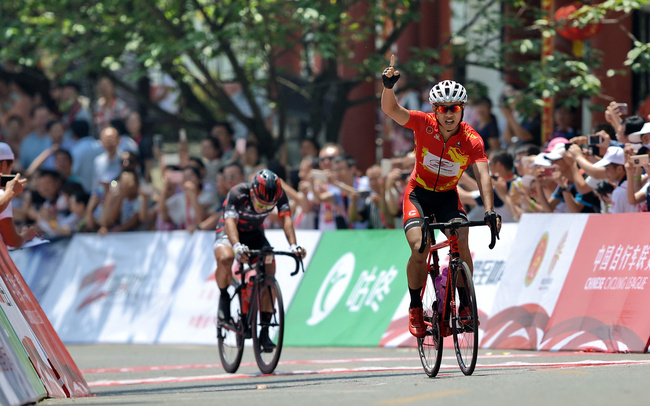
left=214, top=169, right=306, bottom=349
left=381, top=55, right=501, bottom=338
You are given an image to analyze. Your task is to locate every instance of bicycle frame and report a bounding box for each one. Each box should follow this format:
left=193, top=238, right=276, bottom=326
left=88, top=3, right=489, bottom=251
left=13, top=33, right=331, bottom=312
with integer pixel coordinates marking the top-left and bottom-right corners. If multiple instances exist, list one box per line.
left=416, top=216, right=498, bottom=377
left=423, top=222, right=465, bottom=337
left=217, top=246, right=304, bottom=374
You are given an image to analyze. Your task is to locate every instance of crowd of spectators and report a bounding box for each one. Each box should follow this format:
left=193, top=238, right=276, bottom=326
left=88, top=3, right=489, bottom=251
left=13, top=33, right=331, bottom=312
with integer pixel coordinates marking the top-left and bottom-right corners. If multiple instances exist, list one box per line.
left=1, top=69, right=649, bottom=244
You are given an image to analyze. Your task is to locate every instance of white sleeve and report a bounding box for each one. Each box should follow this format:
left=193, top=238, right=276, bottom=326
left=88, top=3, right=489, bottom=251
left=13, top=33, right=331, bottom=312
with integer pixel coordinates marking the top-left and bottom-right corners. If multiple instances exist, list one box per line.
left=0, top=191, right=12, bottom=220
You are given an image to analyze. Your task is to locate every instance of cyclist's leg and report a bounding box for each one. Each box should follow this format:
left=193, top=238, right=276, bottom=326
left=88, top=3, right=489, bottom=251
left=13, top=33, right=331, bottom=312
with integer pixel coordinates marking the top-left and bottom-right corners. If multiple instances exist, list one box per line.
left=214, top=231, right=236, bottom=289
left=456, top=227, right=473, bottom=275
left=437, top=188, right=471, bottom=275
left=437, top=190, right=473, bottom=302
left=403, top=185, right=428, bottom=302
left=245, top=230, right=275, bottom=346
left=403, top=185, right=430, bottom=338
left=214, top=231, right=236, bottom=320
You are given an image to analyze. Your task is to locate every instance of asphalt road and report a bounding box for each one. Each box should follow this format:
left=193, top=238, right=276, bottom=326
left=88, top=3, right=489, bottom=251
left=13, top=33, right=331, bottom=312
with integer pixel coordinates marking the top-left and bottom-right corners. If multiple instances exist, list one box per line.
left=40, top=345, right=650, bottom=406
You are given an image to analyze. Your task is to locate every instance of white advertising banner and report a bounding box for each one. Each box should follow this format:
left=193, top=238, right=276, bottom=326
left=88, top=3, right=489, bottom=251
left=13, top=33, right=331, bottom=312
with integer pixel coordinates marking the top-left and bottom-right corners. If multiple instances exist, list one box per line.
left=39, top=230, right=321, bottom=345
left=40, top=231, right=191, bottom=343
left=481, top=213, right=589, bottom=350
left=380, top=222, right=518, bottom=348
left=157, top=230, right=321, bottom=344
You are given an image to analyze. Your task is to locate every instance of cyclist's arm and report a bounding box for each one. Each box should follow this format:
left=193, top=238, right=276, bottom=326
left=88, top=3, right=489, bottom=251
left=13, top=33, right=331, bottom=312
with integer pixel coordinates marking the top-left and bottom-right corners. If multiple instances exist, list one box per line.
left=280, top=212, right=297, bottom=246
left=381, top=87, right=410, bottom=126
left=472, top=161, right=495, bottom=212
left=224, top=216, right=240, bottom=245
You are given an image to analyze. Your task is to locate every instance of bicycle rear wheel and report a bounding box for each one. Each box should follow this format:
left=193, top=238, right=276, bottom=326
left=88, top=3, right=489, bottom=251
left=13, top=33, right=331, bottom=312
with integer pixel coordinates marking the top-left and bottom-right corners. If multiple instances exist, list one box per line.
left=251, top=275, right=284, bottom=374
left=450, top=259, right=479, bottom=375
left=417, top=273, right=443, bottom=377
left=216, top=284, right=245, bottom=373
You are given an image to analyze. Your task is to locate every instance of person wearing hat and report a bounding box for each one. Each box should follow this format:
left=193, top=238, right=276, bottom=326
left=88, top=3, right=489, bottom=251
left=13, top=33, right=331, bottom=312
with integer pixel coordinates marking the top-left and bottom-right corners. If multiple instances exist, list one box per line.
left=594, top=146, right=643, bottom=213
left=628, top=122, right=650, bottom=149
left=534, top=142, right=599, bottom=214
left=624, top=143, right=649, bottom=212
left=0, top=142, right=38, bottom=247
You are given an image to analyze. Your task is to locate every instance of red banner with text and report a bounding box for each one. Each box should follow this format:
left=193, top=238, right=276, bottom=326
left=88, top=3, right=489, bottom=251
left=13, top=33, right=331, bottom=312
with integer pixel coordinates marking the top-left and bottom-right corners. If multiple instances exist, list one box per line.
left=540, top=213, right=650, bottom=352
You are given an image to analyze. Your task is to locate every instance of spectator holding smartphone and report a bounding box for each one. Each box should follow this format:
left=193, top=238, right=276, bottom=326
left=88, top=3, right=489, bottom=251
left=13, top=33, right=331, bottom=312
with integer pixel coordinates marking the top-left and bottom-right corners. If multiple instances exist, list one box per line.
left=624, top=143, right=649, bottom=211
left=593, top=146, right=643, bottom=213
left=0, top=143, right=37, bottom=247
left=534, top=142, right=599, bottom=213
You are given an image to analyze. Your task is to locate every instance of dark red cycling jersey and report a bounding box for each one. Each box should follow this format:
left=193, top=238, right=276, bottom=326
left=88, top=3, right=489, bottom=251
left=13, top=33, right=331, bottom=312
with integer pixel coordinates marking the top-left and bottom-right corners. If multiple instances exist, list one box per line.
left=404, top=110, right=487, bottom=192
left=216, top=182, right=291, bottom=234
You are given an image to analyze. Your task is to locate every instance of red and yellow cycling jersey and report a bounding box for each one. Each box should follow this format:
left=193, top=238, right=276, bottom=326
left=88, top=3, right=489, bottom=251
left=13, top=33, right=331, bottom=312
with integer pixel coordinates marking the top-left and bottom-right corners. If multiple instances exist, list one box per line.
left=404, top=110, right=487, bottom=192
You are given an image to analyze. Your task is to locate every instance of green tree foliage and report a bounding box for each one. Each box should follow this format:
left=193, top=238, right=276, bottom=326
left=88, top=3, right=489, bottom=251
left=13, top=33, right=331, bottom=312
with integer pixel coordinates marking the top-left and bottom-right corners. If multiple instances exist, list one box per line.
left=1, top=0, right=649, bottom=158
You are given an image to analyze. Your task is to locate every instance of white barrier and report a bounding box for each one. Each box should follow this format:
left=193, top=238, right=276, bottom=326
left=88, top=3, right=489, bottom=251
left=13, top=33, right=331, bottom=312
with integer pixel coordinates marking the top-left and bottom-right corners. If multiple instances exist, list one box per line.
left=36, top=230, right=320, bottom=345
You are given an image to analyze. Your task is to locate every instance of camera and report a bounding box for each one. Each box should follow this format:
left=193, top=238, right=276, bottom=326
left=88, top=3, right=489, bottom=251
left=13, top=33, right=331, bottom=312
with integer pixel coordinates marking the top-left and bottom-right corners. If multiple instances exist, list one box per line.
left=631, top=154, right=649, bottom=167
left=588, top=135, right=601, bottom=145
left=0, top=174, right=16, bottom=188
left=595, top=180, right=615, bottom=196
left=618, top=103, right=628, bottom=115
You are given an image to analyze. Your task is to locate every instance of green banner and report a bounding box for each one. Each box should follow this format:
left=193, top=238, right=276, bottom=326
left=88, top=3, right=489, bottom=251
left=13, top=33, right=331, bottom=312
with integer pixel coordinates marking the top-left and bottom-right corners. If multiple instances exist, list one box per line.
left=285, top=230, right=411, bottom=346
left=0, top=305, right=47, bottom=398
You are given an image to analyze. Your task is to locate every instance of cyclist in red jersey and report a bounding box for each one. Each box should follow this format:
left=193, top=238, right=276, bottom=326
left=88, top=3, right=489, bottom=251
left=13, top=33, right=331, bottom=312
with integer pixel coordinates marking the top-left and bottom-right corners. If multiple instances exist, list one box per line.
left=381, top=55, right=501, bottom=338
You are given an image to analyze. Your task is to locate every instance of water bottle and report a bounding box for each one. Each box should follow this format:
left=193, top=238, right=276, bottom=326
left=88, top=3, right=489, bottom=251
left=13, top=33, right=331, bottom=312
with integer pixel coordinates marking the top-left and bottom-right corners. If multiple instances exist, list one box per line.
left=434, top=267, right=448, bottom=314
left=241, top=279, right=253, bottom=314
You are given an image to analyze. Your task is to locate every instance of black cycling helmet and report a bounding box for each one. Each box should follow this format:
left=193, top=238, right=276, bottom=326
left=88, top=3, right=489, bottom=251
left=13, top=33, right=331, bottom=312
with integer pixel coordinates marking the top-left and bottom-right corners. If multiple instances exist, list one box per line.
left=251, top=169, right=282, bottom=204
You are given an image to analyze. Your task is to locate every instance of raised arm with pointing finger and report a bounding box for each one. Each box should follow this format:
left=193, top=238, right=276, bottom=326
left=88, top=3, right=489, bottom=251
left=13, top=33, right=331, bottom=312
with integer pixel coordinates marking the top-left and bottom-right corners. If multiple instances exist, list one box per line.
left=380, top=55, right=500, bottom=338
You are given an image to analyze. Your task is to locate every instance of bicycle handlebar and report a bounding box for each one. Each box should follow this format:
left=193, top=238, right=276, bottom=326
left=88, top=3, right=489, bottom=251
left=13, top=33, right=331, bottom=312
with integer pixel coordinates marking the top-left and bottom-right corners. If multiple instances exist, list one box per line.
left=418, top=217, right=498, bottom=254
left=244, top=247, right=305, bottom=276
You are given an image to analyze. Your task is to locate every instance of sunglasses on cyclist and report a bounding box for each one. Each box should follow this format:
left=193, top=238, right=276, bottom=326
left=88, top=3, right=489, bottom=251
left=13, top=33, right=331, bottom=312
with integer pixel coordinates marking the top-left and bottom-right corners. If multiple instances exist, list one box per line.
left=434, top=104, right=463, bottom=114
left=252, top=195, right=275, bottom=211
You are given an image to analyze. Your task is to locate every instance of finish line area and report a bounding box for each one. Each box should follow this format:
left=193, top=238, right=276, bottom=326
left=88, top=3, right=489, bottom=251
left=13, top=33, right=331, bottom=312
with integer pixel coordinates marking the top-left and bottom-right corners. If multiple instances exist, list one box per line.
left=40, top=345, right=650, bottom=406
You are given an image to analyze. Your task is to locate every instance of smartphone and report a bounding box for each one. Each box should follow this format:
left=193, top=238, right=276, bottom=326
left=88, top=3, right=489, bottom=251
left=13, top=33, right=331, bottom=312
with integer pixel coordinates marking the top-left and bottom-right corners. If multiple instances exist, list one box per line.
left=380, top=158, right=392, bottom=176
left=0, top=174, right=16, bottom=188
left=631, top=154, right=649, bottom=167
left=311, top=169, right=328, bottom=183
left=400, top=170, right=411, bottom=180
left=358, top=190, right=371, bottom=199
left=542, top=167, right=555, bottom=177
left=588, top=135, right=601, bottom=145
left=618, top=103, right=628, bottom=115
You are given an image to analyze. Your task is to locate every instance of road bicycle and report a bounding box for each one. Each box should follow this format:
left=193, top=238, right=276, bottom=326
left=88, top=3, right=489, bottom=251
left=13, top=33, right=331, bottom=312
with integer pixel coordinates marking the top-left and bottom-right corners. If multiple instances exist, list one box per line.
left=216, top=246, right=304, bottom=374
left=416, top=216, right=498, bottom=377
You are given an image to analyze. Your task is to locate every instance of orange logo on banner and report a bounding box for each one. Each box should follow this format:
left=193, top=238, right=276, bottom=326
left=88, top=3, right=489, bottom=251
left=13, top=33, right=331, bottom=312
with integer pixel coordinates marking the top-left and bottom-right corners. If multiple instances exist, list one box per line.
left=526, top=233, right=548, bottom=286
left=547, top=230, right=568, bottom=275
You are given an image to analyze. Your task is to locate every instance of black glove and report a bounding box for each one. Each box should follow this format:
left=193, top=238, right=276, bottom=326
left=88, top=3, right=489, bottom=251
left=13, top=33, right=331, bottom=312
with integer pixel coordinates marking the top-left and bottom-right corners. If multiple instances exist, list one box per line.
left=484, top=210, right=501, bottom=235
left=382, top=68, right=400, bottom=89
left=484, top=210, right=498, bottom=226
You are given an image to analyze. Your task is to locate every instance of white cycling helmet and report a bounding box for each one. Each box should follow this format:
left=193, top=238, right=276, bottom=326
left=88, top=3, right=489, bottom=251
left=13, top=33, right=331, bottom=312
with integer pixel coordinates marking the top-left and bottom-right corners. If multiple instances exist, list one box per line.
left=429, top=80, right=468, bottom=104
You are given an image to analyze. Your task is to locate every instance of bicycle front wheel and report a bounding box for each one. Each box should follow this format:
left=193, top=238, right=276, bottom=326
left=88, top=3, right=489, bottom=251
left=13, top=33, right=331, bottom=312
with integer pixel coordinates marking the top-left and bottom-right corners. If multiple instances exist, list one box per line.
left=417, top=272, right=443, bottom=377
left=216, top=284, right=244, bottom=373
left=450, top=259, right=479, bottom=375
left=251, top=275, right=284, bottom=374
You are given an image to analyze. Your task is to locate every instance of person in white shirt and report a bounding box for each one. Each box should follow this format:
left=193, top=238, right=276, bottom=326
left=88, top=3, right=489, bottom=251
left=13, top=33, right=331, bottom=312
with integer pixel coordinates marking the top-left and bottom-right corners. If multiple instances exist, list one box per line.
left=0, top=143, right=37, bottom=247
left=593, top=146, right=643, bottom=213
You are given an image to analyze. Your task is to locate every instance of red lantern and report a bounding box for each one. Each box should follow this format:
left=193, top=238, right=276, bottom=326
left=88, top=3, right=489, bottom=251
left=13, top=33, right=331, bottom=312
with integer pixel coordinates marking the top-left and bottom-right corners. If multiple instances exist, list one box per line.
left=554, top=2, right=603, bottom=41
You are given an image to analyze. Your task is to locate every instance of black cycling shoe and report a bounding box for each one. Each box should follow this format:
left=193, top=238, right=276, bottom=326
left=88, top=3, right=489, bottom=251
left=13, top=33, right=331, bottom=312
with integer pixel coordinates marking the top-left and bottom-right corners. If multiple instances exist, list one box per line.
left=218, top=296, right=231, bottom=322
left=258, top=328, right=276, bottom=353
